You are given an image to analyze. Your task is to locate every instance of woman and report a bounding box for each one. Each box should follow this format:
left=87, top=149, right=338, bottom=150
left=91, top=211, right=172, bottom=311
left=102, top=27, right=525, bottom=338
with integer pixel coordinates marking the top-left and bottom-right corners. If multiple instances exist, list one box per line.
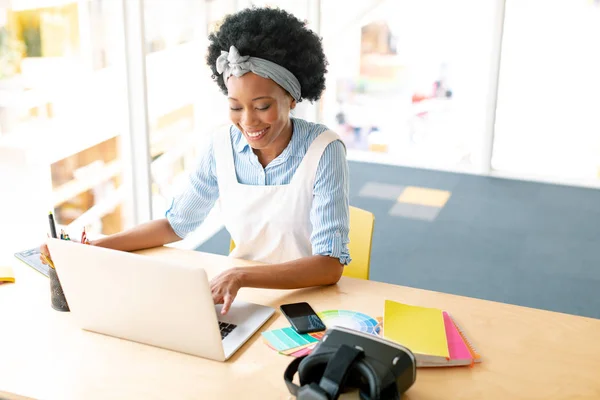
left=42, top=7, right=350, bottom=315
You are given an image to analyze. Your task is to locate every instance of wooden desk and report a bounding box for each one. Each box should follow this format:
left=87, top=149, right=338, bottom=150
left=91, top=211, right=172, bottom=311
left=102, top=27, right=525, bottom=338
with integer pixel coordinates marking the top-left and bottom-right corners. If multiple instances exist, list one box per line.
left=1, top=246, right=600, bottom=399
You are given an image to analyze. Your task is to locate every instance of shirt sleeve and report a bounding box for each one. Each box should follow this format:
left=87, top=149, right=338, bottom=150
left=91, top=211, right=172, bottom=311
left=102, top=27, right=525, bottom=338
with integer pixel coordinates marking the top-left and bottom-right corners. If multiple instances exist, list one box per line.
left=165, top=136, right=219, bottom=239
left=310, top=139, right=352, bottom=265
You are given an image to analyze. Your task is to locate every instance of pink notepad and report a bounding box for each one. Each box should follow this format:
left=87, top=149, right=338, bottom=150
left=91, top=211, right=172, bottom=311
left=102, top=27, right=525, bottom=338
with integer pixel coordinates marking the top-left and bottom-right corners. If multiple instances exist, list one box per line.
left=442, top=312, right=473, bottom=365
left=415, top=312, right=483, bottom=367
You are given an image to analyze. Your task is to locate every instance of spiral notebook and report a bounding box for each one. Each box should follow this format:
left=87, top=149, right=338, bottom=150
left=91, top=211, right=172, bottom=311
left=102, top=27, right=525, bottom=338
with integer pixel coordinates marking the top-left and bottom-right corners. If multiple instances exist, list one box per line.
left=448, top=313, right=482, bottom=365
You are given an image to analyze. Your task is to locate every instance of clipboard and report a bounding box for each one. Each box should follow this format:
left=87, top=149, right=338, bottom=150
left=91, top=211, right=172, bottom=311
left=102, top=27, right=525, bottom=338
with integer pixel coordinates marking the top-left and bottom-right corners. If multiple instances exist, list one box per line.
left=14, top=247, right=50, bottom=277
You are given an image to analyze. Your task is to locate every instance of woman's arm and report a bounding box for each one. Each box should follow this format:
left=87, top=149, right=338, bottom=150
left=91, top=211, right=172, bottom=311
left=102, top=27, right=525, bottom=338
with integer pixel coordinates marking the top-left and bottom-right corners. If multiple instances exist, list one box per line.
left=210, top=256, right=344, bottom=314
left=239, top=256, right=343, bottom=289
left=91, top=218, right=182, bottom=251
left=40, top=218, right=182, bottom=264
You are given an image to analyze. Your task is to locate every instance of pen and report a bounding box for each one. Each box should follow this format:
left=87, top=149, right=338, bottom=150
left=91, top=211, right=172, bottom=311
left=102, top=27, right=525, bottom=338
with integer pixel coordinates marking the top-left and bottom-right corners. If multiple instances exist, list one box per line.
left=48, top=212, right=58, bottom=239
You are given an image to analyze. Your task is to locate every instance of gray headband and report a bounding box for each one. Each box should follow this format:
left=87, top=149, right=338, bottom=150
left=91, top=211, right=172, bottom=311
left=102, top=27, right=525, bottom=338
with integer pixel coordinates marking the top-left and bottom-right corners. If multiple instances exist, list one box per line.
left=216, top=45, right=302, bottom=102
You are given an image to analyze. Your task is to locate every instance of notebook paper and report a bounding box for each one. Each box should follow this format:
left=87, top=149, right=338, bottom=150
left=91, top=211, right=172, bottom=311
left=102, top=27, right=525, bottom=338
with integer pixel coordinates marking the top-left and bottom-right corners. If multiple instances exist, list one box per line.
left=383, top=300, right=449, bottom=359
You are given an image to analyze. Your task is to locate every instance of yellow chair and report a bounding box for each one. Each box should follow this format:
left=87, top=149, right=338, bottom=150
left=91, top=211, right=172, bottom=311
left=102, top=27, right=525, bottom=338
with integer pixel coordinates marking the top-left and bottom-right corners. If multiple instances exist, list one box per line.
left=229, top=206, right=375, bottom=280
left=343, top=206, right=375, bottom=280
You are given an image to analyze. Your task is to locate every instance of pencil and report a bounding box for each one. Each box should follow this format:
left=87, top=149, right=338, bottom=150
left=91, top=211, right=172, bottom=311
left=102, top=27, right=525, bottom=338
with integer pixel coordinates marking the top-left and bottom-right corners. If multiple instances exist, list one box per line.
left=41, top=254, right=55, bottom=269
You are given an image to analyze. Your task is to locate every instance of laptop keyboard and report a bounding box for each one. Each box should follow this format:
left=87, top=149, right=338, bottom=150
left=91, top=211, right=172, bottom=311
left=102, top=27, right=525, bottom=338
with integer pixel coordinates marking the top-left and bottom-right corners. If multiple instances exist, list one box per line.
left=219, top=322, right=237, bottom=339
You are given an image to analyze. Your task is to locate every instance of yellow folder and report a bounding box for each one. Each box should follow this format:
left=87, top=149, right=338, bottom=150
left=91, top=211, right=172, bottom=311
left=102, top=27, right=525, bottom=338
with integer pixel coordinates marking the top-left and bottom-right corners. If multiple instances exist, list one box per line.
left=383, top=300, right=449, bottom=359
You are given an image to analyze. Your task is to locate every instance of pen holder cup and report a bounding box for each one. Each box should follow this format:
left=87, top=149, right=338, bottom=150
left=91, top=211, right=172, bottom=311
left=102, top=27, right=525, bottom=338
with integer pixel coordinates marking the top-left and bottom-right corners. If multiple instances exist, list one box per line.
left=49, top=267, right=70, bottom=312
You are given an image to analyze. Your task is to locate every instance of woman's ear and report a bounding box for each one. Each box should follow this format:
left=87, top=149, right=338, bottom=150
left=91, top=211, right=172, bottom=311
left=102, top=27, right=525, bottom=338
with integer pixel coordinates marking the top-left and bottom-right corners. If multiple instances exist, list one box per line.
left=290, top=98, right=297, bottom=110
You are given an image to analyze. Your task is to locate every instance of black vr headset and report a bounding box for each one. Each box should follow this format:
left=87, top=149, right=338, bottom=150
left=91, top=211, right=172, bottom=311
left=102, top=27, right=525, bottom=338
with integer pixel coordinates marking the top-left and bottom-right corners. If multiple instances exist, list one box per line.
left=284, top=326, right=417, bottom=400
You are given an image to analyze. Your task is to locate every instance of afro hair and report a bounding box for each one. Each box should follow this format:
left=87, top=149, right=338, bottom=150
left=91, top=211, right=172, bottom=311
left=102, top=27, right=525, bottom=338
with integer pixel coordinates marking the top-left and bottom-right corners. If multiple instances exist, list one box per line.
left=206, top=7, right=328, bottom=102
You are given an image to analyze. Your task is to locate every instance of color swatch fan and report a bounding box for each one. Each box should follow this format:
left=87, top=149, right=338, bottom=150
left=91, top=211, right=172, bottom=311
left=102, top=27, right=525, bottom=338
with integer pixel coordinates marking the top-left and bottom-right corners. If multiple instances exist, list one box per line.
left=262, top=309, right=381, bottom=358
left=317, top=310, right=381, bottom=336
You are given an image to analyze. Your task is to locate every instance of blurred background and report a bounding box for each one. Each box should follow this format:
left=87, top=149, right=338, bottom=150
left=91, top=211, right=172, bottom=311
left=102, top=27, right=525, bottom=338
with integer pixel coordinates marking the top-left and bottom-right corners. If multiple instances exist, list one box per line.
left=1, top=0, right=599, bottom=316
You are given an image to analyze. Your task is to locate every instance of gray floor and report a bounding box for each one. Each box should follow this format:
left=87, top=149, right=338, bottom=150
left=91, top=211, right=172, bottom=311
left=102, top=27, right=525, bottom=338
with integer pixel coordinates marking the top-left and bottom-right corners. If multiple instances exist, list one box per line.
left=197, top=161, right=600, bottom=319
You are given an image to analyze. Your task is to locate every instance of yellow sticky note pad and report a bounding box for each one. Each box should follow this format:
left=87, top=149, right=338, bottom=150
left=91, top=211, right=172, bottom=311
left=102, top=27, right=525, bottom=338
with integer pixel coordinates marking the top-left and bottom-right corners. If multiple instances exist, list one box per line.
left=0, top=265, right=15, bottom=283
left=397, top=186, right=451, bottom=208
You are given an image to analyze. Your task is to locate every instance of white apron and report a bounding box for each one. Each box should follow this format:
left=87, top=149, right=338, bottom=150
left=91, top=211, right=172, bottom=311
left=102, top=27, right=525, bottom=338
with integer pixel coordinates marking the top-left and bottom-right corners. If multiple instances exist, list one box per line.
left=214, top=128, right=340, bottom=264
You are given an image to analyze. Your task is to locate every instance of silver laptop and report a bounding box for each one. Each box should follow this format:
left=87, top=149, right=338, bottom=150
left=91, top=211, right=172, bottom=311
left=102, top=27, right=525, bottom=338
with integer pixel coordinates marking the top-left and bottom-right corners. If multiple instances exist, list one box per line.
left=47, top=238, right=274, bottom=361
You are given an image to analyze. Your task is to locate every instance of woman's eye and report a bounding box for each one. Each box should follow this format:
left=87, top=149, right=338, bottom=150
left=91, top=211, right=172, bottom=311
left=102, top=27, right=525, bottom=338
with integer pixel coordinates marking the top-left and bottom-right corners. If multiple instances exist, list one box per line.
left=257, top=105, right=271, bottom=111
left=230, top=107, right=242, bottom=111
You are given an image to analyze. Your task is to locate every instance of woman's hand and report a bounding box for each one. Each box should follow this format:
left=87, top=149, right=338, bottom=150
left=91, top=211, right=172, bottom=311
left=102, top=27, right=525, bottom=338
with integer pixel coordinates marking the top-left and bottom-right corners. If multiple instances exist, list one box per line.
left=209, top=268, right=243, bottom=315
left=39, top=243, right=52, bottom=265
left=40, top=238, right=81, bottom=266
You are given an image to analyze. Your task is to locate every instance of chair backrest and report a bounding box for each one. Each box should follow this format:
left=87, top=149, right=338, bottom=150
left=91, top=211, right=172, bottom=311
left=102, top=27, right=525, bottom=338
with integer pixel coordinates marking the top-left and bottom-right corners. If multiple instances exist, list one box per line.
left=343, top=206, right=375, bottom=280
left=229, top=205, right=375, bottom=280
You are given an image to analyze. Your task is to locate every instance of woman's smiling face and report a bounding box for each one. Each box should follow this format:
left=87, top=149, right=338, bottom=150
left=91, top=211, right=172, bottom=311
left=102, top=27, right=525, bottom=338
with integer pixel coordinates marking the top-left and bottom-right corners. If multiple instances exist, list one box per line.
left=226, top=72, right=295, bottom=152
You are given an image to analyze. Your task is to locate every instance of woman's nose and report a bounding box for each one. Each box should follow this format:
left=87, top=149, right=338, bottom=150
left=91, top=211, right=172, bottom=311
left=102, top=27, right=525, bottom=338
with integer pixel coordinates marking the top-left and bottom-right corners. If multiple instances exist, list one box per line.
left=241, top=109, right=259, bottom=127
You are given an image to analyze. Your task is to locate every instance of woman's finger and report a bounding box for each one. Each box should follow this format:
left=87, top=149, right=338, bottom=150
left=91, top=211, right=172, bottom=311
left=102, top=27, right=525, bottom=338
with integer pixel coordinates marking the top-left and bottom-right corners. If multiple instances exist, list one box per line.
left=212, top=292, right=224, bottom=305
left=40, top=243, right=51, bottom=264
left=221, top=293, right=235, bottom=315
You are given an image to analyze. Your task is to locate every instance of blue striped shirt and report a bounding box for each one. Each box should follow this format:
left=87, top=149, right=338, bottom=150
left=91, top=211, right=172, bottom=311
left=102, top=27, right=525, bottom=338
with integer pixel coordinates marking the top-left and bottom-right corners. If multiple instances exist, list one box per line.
left=166, top=117, right=351, bottom=265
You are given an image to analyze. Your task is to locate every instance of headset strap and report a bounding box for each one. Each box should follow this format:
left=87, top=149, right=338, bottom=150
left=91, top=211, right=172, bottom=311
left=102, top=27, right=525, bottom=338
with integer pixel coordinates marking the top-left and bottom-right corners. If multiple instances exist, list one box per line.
left=284, top=345, right=364, bottom=400
left=284, top=356, right=306, bottom=397
left=319, top=345, right=364, bottom=399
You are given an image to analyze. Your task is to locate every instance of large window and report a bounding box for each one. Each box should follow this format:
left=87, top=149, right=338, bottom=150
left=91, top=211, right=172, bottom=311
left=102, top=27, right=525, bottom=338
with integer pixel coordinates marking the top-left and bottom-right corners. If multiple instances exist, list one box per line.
left=144, top=0, right=235, bottom=218
left=320, top=0, right=498, bottom=172
left=0, top=0, right=132, bottom=253
left=492, top=0, right=600, bottom=183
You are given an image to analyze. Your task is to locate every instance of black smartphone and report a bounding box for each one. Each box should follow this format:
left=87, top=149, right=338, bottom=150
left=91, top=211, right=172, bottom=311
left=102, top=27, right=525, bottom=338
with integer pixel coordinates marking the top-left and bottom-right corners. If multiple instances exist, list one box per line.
left=280, top=302, right=326, bottom=334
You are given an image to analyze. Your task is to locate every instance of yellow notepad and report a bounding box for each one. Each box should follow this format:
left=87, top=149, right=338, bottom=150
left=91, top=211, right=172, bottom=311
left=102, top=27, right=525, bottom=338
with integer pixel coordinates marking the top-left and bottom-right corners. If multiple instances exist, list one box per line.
left=383, top=300, right=448, bottom=359
left=0, top=266, right=15, bottom=283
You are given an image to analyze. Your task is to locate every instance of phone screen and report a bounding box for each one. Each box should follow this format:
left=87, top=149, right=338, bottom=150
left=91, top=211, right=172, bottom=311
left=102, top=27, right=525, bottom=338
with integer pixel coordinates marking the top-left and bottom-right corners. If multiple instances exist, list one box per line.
left=280, top=302, right=326, bottom=333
